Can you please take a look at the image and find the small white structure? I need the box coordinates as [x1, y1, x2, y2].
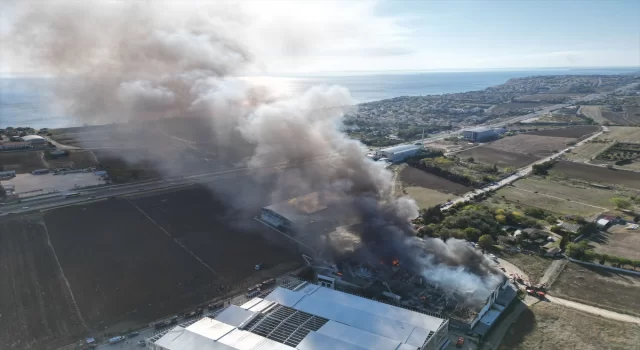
[596, 218, 610, 228]
[21, 135, 46, 145]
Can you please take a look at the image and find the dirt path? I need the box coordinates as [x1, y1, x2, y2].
[546, 296, 640, 325]
[497, 258, 529, 281]
[539, 259, 567, 286]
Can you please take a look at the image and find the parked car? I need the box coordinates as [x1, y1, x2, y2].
[455, 336, 465, 348]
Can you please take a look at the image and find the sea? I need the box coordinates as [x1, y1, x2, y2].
[1, 68, 637, 129]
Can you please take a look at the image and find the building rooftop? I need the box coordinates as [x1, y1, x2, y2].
[379, 144, 420, 154]
[21, 135, 46, 142]
[154, 285, 446, 350]
[464, 127, 493, 133]
[262, 192, 342, 225]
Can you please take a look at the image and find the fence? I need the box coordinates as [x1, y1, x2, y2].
[567, 258, 640, 277]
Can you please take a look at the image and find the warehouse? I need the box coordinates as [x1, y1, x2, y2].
[260, 192, 339, 231]
[461, 127, 505, 142]
[377, 144, 422, 163]
[21, 134, 47, 146]
[151, 282, 449, 350]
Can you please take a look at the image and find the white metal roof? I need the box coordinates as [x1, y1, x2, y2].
[379, 144, 420, 154]
[240, 298, 264, 310]
[296, 331, 368, 350]
[215, 306, 257, 327]
[186, 318, 236, 341]
[217, 329, 295, 350]
[317, 320, 401, 350]
[265, 286, 444, 348]
[21, 135, 45, 141]
[154, 326, 236, 350]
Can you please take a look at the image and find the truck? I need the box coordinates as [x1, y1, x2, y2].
[32, 169, 50, 175]
[108, 336, 125, 344]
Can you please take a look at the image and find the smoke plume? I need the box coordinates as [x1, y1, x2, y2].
[6, 1, 502, 304]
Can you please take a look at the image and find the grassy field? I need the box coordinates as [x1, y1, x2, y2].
[403, 186, 454, 208]
[500, 252, 553, 283]
[600, 126, 640, 142]
[564, 141, 612, 162]
[551, 160, 640, 190]
[495, 180, 608, 217]
[549, 262, 640, 317]
[588, 224, 640, 261]
[500, 301, 640, 350]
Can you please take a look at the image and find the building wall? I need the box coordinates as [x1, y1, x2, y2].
[260, 208, 291, 229]
[473, 130, 495, 141]
[382, 147, 419, 162]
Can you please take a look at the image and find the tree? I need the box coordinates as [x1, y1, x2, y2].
[466, 157, 475, 163]
[495, 214, 507, 224]
[0, 185, 6, 199]
[464, 227, 481, 242]
[545, 215, 558, 224]
[524, 207, 546, 219]
[610, 197, 631, 209]
[478, 234, 495, 253]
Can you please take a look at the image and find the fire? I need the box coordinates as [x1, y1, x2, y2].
[336, 272, 343, 276]
[420, 296, 426, 300]
[392, 259, 400, 267]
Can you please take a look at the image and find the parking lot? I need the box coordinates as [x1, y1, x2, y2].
[0, 172, 105, 198]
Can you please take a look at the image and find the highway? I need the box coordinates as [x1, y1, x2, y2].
[0, 154, 340, 217]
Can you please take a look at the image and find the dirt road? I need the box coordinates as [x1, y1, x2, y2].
[546, 296, 640, 325]
[539, 259, 567, 286]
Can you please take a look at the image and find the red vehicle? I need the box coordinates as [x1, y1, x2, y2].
[455, 336, 465, 348]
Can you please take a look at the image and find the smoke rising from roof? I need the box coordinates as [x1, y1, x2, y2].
[7, 1, 502, 305]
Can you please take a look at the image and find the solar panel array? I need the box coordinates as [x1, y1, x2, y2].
[243, 304, 329, 347]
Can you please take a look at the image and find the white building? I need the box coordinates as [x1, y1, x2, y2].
[21, 135, 46, 145]
[152, 284, 449, 350]
[0, 141, 31, 150]
[377, 144, 422, 163]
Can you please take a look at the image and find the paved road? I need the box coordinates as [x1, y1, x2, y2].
[0, 154, 340, 217]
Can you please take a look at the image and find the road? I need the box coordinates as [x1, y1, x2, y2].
[0, 154, 340, 217]
[440, 126, 605, 211]
[545, 295, 640, 325]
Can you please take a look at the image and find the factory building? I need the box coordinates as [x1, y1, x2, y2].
[260, 192, 336, 231]
[0, 141, 30, 150]
[377, 144, 422, 163]
[151, 282, 449, 350]
[461, 127, 505, 142]
[21, 134, 46, 146]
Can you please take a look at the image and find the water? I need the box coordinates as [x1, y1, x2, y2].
[1, 68, 637, 129]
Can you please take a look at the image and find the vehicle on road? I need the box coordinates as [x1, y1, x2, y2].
[255, 262, 264, 270]
[127, 332, 139, 338]
[108, 336, 125, 344]
[455, 336, 465, 347]
[138, 340, 146, 347]
[21, 206, 29, 210]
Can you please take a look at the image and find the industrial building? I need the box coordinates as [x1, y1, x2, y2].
[151, 281, 449, 350]
[21, 134, 46, 145]
[0, 141, 31, 150]
[377, 144, 423, 163]
[461, 127, 506, 142]
[260, 192, 339, 231]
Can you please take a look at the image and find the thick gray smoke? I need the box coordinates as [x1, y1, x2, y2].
[6, 1, 502, 304]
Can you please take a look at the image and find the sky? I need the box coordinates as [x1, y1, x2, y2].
[1, 0, 638, 76]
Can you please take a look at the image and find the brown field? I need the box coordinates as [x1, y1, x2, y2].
[399, 166, 469, 195]
[0, 218, 84, 350]
[549, 262, 640, 317]
[500, 302, 640, 350]
[0, 151, 45, 173]
[523, 125, 599, 138]
[496, 186, 604, 217]
[487, 134, 575, 157]
[457, 147, 540, 168]
[625, 106, 640, 124]
[43, 187, 302, 331]
[588, 225, 640, 261]
[551, 160, 640, 189]
[403, 186, 454, 208]
[579, 105, 609, 124]
[601, 110, 628, 125]
[490, 102, 545, 115]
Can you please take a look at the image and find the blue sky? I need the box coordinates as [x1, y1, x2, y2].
[1, 0, 638, 75]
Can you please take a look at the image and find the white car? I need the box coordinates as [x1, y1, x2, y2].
[22, 206, 30, 210]
[489, 254, 497, 260]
